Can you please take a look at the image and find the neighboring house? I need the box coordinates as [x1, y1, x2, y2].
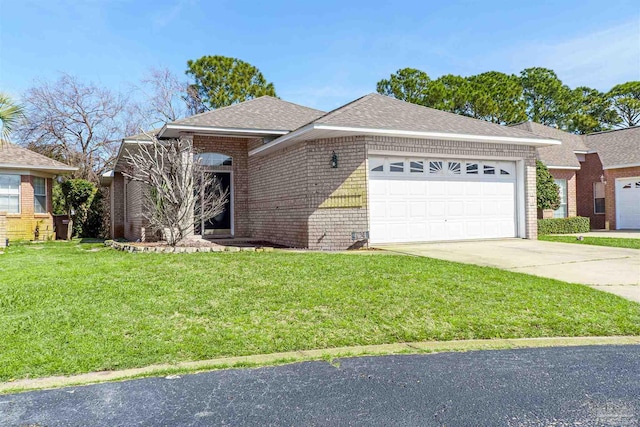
[104, 94, 561, 249]
[513, 123, 640, 230]
[0, 143, 77, 244]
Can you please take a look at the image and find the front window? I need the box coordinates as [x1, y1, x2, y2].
[194, 152, 232, 167]
[553, 179, 567, 218]
[0, 174, 20, 213]
[33, 177, 47, 214]
[594, 182, 605, 214]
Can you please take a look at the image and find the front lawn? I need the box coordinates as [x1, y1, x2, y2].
[1, 241, 640, 381]
[539, 235, 640, 249]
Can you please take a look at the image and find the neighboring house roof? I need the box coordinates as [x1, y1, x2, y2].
[510, 122, 586, 169]
[585, 126, 640, 169]
[123, 128, 161, 142]
[0, 142, 77, 173]
[251, 94, 560, 156]
[159, 96, 326, 138]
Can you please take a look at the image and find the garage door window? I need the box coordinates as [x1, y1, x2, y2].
[466, 163, 479, 174]
[369, 158, 384, 173]
[410, 161, 424, 173]
[389, 161, 404, 172]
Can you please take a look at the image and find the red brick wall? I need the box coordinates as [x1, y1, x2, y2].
[604, 166, 640, 230]
[549, 169, 577, 217]
[576, 153, 605, 229]
[5, 175, 54, 240]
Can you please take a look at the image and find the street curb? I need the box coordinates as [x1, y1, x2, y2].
[2, 336, 639, 394]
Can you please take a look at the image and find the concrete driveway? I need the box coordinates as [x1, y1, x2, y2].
[376, 239, 640, 302]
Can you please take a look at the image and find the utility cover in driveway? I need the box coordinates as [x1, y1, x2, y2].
[369, 156, 517, 243]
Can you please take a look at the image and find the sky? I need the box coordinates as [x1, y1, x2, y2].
[1, 0, 639, 111]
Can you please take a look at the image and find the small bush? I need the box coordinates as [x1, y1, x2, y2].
[538, 217, 590, 235]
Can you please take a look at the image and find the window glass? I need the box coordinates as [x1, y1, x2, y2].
[448, 162, 461, 175]
[466, 163, 478, 174]
[483, 164, 495, 175]
[553, 179, 567, 218]
[389, 161, 404, 172]
[369, 158, 384, 172]
[429, 161, 443, 174]
[33, 177, 46, 214]
[0, 174, 20, 213]
[410, 161, 424, 173]
[194, 153, 232, 166]
[594, 182, 605, 214]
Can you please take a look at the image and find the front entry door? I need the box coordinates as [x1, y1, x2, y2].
[197, 172, 232, 237]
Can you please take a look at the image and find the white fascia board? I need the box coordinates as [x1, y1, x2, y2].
[0, 164, 77, 172]
[250, 124, 561, 156]
[161, 123, 289, 137]
[547, 165, 581, 170]
[604, 162, 640, 170]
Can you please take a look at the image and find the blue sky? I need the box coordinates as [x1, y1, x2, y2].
[1, 0, 639, 111]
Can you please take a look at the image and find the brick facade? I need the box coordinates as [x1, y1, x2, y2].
[604, 166, 640, 230]
[4, 174, 55, 241]
[548, 169, 577, 218]
[116, 135, 539, 249]
[576, 153, 605, 229]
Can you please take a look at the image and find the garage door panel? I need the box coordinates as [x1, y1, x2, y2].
[369, 156, 517, 244]
[617, 178, 640, 229]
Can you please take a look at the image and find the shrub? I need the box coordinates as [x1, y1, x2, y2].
[536, 160, 561, 210]
[538, 217, 590, 235]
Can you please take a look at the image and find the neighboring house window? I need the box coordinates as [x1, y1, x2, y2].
[553, 179, 567, 218]
[33, 177, 47, 214]
[0, 174, 20, 213]
[594, 182, 605, 214]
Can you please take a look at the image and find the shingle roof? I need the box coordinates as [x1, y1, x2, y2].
[510, 122, 585, 168]
[123, 128, 161, 141]
[170, 96, 325, 131]
[0, 142, 76, 172]
[305, 93, 553, 139]
[585, 126, 640, 168]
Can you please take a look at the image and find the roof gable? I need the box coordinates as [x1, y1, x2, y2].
[308, 93, 551, 139]
[169, 96, 325, 132]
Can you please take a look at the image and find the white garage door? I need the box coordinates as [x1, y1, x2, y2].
[368, 156, 517, 244]
[616, 178, 640, 229]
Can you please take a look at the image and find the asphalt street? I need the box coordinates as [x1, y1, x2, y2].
[2, 345, 639, 426]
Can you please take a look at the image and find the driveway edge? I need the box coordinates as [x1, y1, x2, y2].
[2, 336, 639, 394]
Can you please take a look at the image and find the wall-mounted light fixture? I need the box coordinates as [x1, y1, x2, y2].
[600, 174, 607, 185]
[331, 151, 338, 168]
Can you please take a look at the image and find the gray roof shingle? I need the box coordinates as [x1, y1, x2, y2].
[585, 126, 640, 168]
[510, 122, 585, 168]
[306, 94, 555, 139]
[171, 96, 325, 131]
[0, 143, 76, 171]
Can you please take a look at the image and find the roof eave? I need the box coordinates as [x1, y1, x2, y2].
[0, 164, 77, 174]
[603, 162, 640, 170]
[249, 124, 561, 157]
[159, 123, 289, 139]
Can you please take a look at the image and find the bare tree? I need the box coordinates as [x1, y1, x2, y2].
[131, 67, 190, 126]
[17, 73, 140, 181]
[123, 135, 229, 246]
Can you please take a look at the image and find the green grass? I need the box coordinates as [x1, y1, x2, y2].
[1, 240, 640, 381]
[539, 235, 640, 249]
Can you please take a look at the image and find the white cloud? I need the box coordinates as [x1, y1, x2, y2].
[151, 0, 195, 29]
[502, 20, 640, 91]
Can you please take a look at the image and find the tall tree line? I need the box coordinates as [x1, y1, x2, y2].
[377, 67, 640, 133]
